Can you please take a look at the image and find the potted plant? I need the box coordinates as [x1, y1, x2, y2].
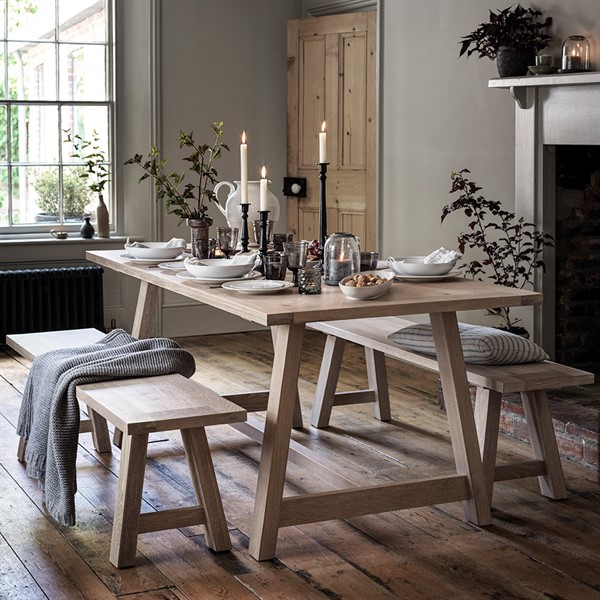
[125, 121, 229, 257]
[65, 129, 111, 237]
[34, 167, 91, 222]
[459, 4, 552, 77]
[441, 169, 554, 335]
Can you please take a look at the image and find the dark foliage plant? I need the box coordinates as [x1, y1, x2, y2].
[459, 4, 552, 60]
[441, 169, 554, 331]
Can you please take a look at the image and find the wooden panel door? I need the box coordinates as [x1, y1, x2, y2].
[287, 12, 377, 251]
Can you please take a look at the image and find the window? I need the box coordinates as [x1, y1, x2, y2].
[0, 0, 113, 233]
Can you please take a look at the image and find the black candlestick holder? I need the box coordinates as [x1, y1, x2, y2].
[318, 162, 329, 251]
[240, 203, 250, 253]
[256, 209, 270, 274]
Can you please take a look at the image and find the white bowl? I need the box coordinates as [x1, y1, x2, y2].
[338, 270, 394, 300]
[387, 256, 457, 277]
[184, 258, 254, 279]
[125, 242, 185, 260]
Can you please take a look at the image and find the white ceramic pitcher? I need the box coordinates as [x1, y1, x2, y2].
[214, 180, 281, 231]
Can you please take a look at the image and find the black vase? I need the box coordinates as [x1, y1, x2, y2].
[80, 216, 95, 239]
[496, 46, 535, 77]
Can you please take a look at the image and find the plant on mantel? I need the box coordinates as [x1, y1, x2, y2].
[441, 169, 554, 334]
[125, 121, 229, 227]
[459, 4, 552, 77]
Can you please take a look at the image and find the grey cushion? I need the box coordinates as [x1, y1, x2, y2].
[388, 323, 549, 365]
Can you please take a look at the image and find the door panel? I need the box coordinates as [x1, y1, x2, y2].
[287, 11, 377, 251]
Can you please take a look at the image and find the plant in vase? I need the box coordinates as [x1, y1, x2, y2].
[65, 129, 111, 237]
[459, 4, 552, 77]
[441, 169, 554, 335]
[125, 121, 229, 257]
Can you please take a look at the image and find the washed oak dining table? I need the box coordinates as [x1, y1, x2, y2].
[86, 250, 542, 561]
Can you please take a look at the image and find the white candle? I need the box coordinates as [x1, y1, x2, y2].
[260, 166, 268, 211]
[319, 121, 327, 163]
[240, 131, 248, 204]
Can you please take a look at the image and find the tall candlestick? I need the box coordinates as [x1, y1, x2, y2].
[240, 131, 248, 204]
[319, 121, 327, 163]
[260, 166, 268, 211]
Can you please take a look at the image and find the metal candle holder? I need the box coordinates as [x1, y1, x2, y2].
[256, 209, 270, 274]
[318, 162, 329, 251]
[240, 203, 250, 253]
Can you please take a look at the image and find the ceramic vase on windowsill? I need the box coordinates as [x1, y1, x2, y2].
[96, 194, 110, 238]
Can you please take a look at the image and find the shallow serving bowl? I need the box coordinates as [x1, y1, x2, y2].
[338, 270, 394, 301]
[387, 256, 457, 277]
[184, 257, 254, 279]
[125, 242, 185, 260]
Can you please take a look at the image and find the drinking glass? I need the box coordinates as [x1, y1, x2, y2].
[253, 220, 274, 246]
[273, 233, 293, 252]
[283, 240, 308, 286]
[263, 251, 288, 280]
[217, 227, 239, 259]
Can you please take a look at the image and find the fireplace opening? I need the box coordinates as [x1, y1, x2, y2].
[554, 145, 600, 380]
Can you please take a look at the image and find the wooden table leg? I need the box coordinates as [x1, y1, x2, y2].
[429, 312, 492, 526]
[249, 323, 305, 561]
[131, 280, 159, 340]
[271, 327, 303, 429]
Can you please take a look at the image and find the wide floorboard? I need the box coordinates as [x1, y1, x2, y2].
[1, 331, 599, 599]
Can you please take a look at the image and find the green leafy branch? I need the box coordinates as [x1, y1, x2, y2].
[64, 129, 110, 194]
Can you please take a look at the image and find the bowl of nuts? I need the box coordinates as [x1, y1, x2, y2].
[338, 270, 395, 301]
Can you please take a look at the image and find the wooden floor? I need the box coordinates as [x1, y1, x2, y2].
[1, 331, 599, 600]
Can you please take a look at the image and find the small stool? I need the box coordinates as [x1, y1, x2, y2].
[76, 374, 246, 568]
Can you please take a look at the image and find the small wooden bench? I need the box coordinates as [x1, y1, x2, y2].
[308, 316, 595, 502]
[6, 328, 247, 568]
[6, 328, 111, 460]
[77, 374, 246, 568]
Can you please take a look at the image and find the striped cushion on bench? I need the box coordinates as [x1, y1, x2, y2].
[388, 323, 549, 365]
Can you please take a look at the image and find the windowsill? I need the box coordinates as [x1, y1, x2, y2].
[0, 235, 134, 247]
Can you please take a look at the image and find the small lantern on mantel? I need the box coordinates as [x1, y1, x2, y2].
[560, 35, 590, 73]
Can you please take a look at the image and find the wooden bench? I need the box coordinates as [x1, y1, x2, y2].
[308, 316, 595, 502]
[6, 328, 247, 568]
[77, 374, 246, 568]
[6, 328, 111, 460]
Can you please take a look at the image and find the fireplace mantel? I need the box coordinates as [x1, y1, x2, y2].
[489, 72, 600, 353]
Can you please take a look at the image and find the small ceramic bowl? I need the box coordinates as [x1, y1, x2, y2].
[338, 270, 394, 301]
[125, 242, 185, 260]
[184, 257, 254, 279]
[387, 256, 457, 277]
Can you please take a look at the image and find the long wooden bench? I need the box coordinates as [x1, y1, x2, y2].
[6, 328, 247, 568]
[308, 316, 595, 502]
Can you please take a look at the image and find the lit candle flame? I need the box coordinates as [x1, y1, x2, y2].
[321, 121, 326, 133]
[242, 131, 246, 144]
[261, 166, 267, 178]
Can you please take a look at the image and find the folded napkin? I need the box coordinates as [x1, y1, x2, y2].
[125, 237, 187, 249]
[423, 247, 461, 264]
[231, 254, 256, 265]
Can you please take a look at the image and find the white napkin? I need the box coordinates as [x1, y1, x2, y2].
[165, 238, 187, 249]
[423, 247, 461, 264]
[125, 238, 148, 249]
[231, 253, 256, 265]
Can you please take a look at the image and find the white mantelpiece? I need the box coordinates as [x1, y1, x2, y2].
[490, 72, 600, 354]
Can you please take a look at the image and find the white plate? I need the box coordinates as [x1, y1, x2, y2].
[157, 261, 188, 271]
[121, 252, 185, 264]
[393, 270, 461, 282]
[222, 280, 294, 294]
[176, 270, 261, 284]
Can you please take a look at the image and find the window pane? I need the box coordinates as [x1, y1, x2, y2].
[7, 0, 54, 42]
[0, 105, 7, 160]
[8, 41, 57, 100]
[13, 165, 59, 224]
[0, 167, 8, 226]
[62, 164, 94, 218]
[0, 49, 5, 100]
[59, 0, 107, 43]
[61, 104, 109, 161]
[59, 43, 106, 100]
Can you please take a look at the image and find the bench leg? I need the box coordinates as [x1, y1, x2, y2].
[520, 390, 567, 500]
[365, 348, 391, 421]
[473, 388, 502, 503]
[88, 408, 112, 453]
[181, 427, 231, 552]
[110, 433, 148, 568]
[311, 335, 346, 428]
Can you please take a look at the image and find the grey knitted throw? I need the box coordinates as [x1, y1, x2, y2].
[16, 329, 196, 526]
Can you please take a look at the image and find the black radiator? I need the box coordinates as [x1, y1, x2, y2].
[0, 266, 105, 343]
